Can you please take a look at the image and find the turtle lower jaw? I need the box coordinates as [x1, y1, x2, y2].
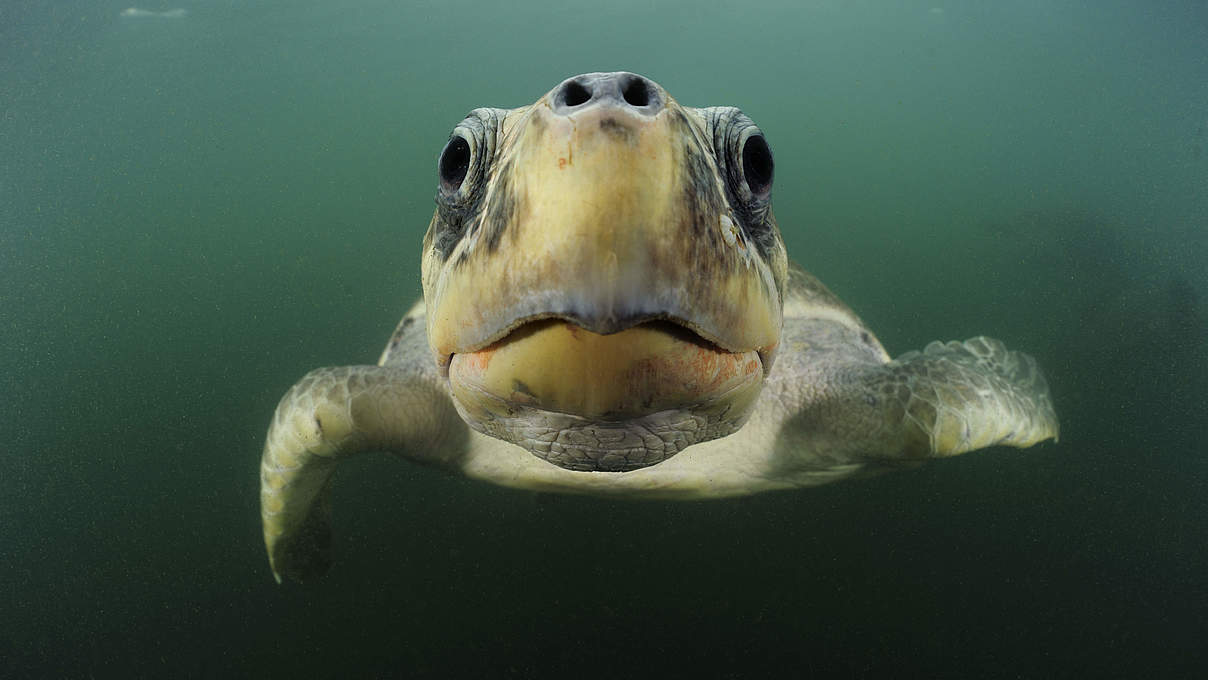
[446, 319, 766, 472]
[454, 397, 749, 472]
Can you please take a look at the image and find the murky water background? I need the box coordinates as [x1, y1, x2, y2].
[3, 0, 1206, 676]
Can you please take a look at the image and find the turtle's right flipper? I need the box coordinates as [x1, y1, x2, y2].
[259, 366, 464, 583]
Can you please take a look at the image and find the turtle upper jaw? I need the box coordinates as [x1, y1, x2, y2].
[433, 294, 782, 376]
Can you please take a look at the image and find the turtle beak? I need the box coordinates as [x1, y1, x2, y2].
[423, 72, 783, 375]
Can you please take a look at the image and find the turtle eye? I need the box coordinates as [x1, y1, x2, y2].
[438, 135, 471, 194]
[741, 133, 773, 199]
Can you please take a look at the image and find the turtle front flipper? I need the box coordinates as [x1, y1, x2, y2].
[877, 337, 1059, 457]
[259, 366, 465, 583]
[788, 336, 1058, 464]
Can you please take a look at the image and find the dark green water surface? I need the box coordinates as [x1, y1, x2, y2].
[3, 0, 1206, 676]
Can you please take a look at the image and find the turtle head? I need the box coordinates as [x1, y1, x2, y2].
[421, 72, 788, 472]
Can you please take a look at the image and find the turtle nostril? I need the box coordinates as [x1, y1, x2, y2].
[621, 77, 650, 107]
[560, 80, 592, 107]
[550, 73, 663, 116]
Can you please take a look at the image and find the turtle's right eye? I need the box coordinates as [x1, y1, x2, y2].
[431, 108, 504, 260]
[438, 135, 471, 194]
[437, 108, 502, 205]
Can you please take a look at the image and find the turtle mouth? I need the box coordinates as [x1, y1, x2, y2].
[445, 316, 767, 472]
[489, 315, 726, 355]
[444, 311, 776, 377]
[449, 316, 765, 420]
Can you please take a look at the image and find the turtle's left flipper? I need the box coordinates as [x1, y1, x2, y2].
[259, 366, 465, 583]
[794, 336, 1059, 462]
[882, 337, 1059, 457]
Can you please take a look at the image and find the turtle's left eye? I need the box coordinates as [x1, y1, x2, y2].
[702, 107, 776, 253]
[439, 135, 471, 194]
[707, 108, 773, 207]
[741, 133, 773, 199]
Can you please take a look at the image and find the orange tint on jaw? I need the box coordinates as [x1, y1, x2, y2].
[456, 345, 496, 373]
[448, 320, 763, 420]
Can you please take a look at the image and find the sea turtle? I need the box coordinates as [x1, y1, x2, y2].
[259, 72, 1059, 583]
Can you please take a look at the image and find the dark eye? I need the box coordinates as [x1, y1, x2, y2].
[438, 136, 471, 194]
[741, 134, 773, 198]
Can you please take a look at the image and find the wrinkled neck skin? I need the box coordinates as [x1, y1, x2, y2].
[419, 73, 788, 472]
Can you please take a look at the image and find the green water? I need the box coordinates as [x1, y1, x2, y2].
[3, 0, 1206, 676]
